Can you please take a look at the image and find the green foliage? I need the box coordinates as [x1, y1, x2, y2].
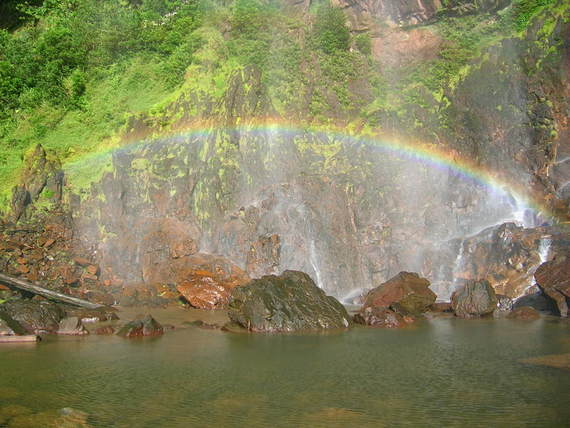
[228, 0, 274, 67]
[313, 3, 350, 55]
[355, 33, 372, 55]
[512, 0, 556, 32]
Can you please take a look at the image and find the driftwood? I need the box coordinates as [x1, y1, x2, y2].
[0, 272, 104, 309]
[0, 335, 39, 343]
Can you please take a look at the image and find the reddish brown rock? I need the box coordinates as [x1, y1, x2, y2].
[177, 270, 241, 310]
[94, 326, 115, 335]
[535, 255, 570, 317]
[354, 307, 413, 328]
[73, 257, 91, 267]
[16, 264, 30, 274]
[361, 272, 436, 314]
[85, 265, 99, 276]
[507, 306, 541, 321]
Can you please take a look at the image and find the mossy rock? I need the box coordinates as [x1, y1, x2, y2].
[228, 270, 351, 332]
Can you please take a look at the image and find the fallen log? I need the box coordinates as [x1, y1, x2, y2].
[0, 272, 104, 310]
[0, 335, 39, 343]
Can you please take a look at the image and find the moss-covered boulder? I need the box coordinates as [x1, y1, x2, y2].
[451, 279, 498, 318]
[228, 271, 351, 332]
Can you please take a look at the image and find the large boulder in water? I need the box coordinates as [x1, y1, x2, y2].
[361, 272, 436, 314]
[534, 255, 570, 317]
[0, 300, 65, 334]
[451, 279, 498, 318]
[228, 271, 351, 332]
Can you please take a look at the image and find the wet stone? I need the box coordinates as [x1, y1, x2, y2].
[451, 279, 498, 318]
[228, 270, 351, 332]
[116, 315, 164, 338]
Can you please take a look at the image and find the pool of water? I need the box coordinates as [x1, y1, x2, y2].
[1, 312, 569, 427]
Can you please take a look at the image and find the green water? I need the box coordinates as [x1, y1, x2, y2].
[1, 316, 569, 427]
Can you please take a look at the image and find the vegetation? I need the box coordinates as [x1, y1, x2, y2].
[0, 0, 566, 210]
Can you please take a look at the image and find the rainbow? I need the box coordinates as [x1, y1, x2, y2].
[65, 118, 557, 223]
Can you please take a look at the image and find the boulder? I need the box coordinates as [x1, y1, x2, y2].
[507, 306, 541, 321]
[177, 270, 243, 310]
[228, 270, 351, 332]
[513, 292, 559, 315]
[534, 255, 570, 317]
[116, 315, 163, 337]
[57, 317, 89, 335]
[353, 307, 413, 328]
[451, 279, 498, 318]
[0, 300, 65, 334]
[361, 272, 436, 314]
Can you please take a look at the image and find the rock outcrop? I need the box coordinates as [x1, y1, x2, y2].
[451, 279, 498, 318]
[228, 271, 351, 332]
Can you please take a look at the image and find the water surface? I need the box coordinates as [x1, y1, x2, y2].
[1, 314, 569, 427]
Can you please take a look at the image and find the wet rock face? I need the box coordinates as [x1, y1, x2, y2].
[228, 271, 351, 332]
[451, 279, 498, 318]
[10, 144, 63, 222]
[534, 255, 570, 317]
[445, 223, 545, 299]
[117, 315, 163, 337]
[332, 0, 510, 29]
[0, 300, 65, 334]
[361, 272, 436, 315]
[354, 306, 413, 328]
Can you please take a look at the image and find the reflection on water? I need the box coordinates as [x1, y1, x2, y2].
[1, 316, 569, 427]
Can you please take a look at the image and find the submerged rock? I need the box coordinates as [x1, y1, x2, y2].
[361, 272, 436, 315]
[451, 279, 498, 318]
[535, 255, 570, 317]
[116, 315, 163, 337]
[353, 307, 413, 328]
[228, 270, 351, 332]
[507, 306, 541, 321]
[0, 300, 65, 334]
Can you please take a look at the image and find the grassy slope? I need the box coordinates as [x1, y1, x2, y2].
[0, 0, 567, 212]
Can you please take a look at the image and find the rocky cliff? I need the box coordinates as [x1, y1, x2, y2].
[1, 0, 569, 303]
